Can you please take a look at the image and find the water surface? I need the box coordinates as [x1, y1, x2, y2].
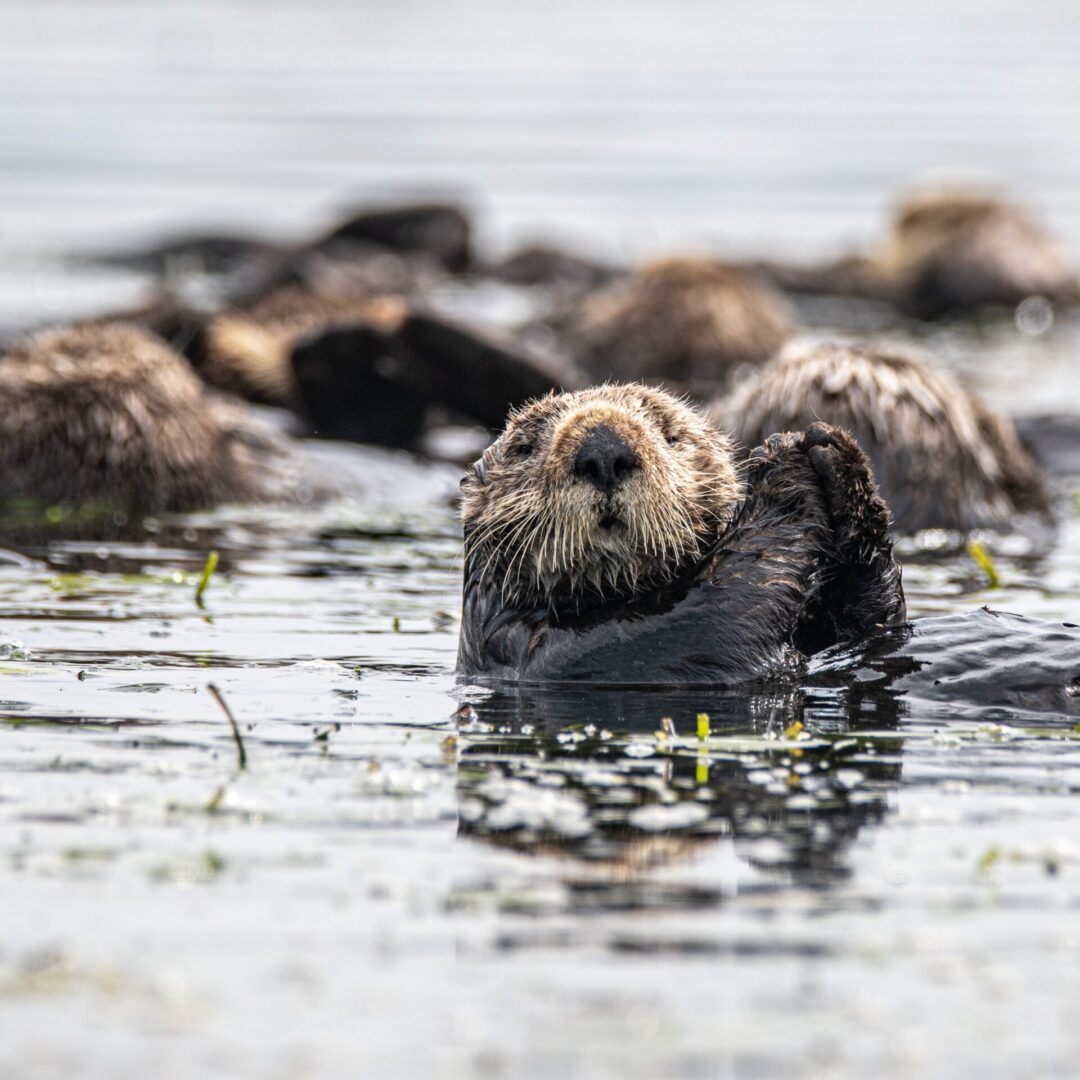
[2, 3, 1080, 1078]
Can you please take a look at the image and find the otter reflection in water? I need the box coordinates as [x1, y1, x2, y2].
[454, 682, 904, 892]
[454, 610, 1080, 893]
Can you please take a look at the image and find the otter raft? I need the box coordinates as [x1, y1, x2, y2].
[3, 27, 1080, 1072]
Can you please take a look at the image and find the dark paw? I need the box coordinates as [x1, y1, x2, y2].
[803, 423, 892, 560]
[749, 430, 803, 460]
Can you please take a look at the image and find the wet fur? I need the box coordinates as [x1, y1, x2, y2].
[720, 341, 1052, 534]
[458, 386, 904, 683]
[202, 286, 406, 404]
[569, 257, 794, 389]
[0, 322, 295, 512]
[461, 385, 741, 612]
[751, 188, 1079, 318]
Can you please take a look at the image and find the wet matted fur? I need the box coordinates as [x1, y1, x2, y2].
[460, 384, 741, 610]
[880, 188, 1079, 318]
[0, 322, 295, 512]
[458, 384, 904, 683]
[202, 286, 406, 404]
[569, 257, 794, 390]
[720, 340, 1052, 535]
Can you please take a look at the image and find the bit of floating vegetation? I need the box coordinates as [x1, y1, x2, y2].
[208, 682, 247, 771]
[150, 851, 226, 886]
[977, 846, 1002, 874]
[966, 540, 1001, 589]
[696, 713, 710, 740]
[440, 734, 458, 764]
[784, 720, 804, 740]
[204, 786, 227, 813]
[392, 616, 401, 632]
[194, 550, 220, 610]
[48, 572, 102, 595]
[63, 847, 117, 863]
[0, 497, 126, 531]
[980, 842, 1002, 876]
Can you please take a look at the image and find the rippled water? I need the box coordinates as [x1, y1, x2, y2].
[3, 3, 1080, 1078]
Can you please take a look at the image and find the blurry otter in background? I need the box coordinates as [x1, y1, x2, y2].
[201, 285, 408, 405]
[85, 201, 474, 289]
[719, 341, 1054, 536]
[0, 323, 299, 514]
[753, 187, 1079, 319]
[104, 200, 567, 449]
[201, 290, 563, 448]
[81, 202, 484, 448]
[87, 207, 800, 448]
[563, 256, 795, 394]
[124, 285, 564, 451]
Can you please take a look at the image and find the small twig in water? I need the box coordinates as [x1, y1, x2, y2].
[208, 682, 247, 771]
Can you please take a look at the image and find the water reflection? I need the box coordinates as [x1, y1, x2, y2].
[454, 684, 904, 900]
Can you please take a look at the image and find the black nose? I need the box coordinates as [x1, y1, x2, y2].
[573, 424, 639, 494]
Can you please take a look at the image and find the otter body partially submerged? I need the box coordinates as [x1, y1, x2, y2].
[881, 189, 1078, 318]
[0, 323, 297, 513]
[458, 385, 904, 684]
[567, 257, 794, 392]
[755, 187, 1079, 319]
[720, 341, 1053, 536]
[202, 285, 407, 406]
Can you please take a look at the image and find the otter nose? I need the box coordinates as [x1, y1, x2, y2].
[573, 424, 639, 494]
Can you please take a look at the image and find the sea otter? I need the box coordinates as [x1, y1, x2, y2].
[81, 201, 474, 284]
[753, 187, 1079, 319]
[565, 257, 795, 392]
[201, 285, 408, 406]
[0, 322, 297, 513]
[718, 341, 1053, 536]
[458, 385, 904, 683]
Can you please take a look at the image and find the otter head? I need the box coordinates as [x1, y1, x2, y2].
[461, 384, 742, 610]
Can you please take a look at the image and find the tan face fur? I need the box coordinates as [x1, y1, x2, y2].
[461, 384, 742, 608]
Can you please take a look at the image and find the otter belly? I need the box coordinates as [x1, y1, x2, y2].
[460, 603, 1080, 717]
[457, 576, 806, 686]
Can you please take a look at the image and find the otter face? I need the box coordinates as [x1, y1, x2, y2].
[461, 384, 742, 608]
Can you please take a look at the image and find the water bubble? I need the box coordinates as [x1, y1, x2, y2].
[1015, 295, 1054, 336]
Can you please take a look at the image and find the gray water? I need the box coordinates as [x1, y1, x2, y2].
[2, 3, 1080, 1078]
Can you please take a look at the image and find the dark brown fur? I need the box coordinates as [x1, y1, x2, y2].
[568, 257, 794, 391]
[458, 385, 904, 683]
[202, 286, 407, 404]
[0, 322, 296, 512]
[719, 341, 1053, 535]
[752, 188, 1079, 318]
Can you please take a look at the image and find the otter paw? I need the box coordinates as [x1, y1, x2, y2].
[748, 430, 803, 460]
[802, 422, 892, 560]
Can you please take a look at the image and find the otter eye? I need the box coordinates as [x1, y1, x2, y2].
[509, 442, 534, 459]
[666, 435, 679, 446]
